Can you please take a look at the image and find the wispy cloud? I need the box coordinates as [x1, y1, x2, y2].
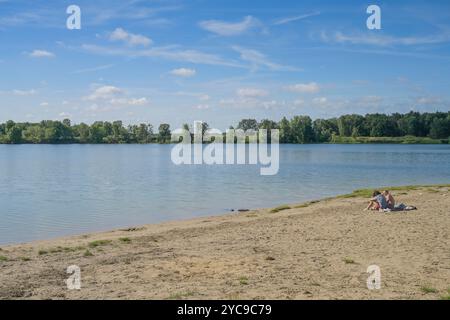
[199, 16, 261, 36]
[286, 82, 320, 94]
[82, 44, 244, 68]
[170, 68, 196, 77]
[273, 11, 320, 25]
[237, 88, 268, 98]
[232, 46, 301, 71]
[321, 30, 450, 46]
[13, 89, 38, 96]
[109, 28, 152, 46]
[72, 64, 114, 74]
[28, 49, 55, 58]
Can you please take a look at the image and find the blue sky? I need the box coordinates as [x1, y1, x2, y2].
[1, 0, 450, 129]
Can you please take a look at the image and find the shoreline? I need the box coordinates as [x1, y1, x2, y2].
[2, 183, 448, 248]
[1, 184, 449, 299]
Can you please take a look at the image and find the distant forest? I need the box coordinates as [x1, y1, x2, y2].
[0, 111, 449, 144]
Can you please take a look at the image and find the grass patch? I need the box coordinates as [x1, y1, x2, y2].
[420, 286, 438, 294]
[167, 291, 196, 300]
[0, 255, 8, 262]
[343, 258, 356, 264]
[294, 200, 320, 208]
[270, 205, 291, 213]
[88, 240, 112, 248]
[119, 237, 132, 243]
[38, 250, 48, 256]
[83, 250, 94, 257]
[20, 257, 31, 261]
[239, 276, 249, 285]
[338, 184, 450, 199]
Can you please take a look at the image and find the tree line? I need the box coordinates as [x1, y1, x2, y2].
[0, 111, 449, 144]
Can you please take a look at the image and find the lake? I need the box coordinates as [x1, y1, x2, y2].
[1, 144, 449, 245]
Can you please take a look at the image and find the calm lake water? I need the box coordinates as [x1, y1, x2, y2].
[1, 144, 449, 245]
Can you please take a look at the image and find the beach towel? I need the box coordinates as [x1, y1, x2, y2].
[382, 203, 417, 212]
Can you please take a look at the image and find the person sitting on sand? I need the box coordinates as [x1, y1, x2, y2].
[383, 190, 395, 210]
[365, 190, 388, 211]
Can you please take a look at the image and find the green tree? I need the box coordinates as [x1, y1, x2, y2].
[290, 116, 314, 143]
[158, 123, 171, 143]
[279, 117, 292, 143]
[237, 119, 258, 131]
[7, 125, 22, 144]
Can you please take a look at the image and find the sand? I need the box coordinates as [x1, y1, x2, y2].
[0, 185, 449, 300]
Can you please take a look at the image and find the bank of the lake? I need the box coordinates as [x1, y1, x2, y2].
[0, 184, 449, 300]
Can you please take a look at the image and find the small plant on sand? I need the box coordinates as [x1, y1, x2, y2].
[420, 286, 438, 294]
[83, 250, 94, 257]
[167, 291, 196, 300]
[88, 240, 112, 248]
[20, 257, 31, 261]
[270, 205, 291, 213]
[38, 250, 48, 255]
[119, 237, 131, 243]
[239, 276, 249, 285]
[343, 258, 356, 264]
[0, 255, 8, 262]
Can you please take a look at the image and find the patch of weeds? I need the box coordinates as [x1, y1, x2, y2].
[239, 276, 249, 285]
[167, 291, 196, 300]
[0, 255, 8, 262]
[343, 258, 356, 264]
[83, 250, 94, 257]
[20, 257, 31, 261]
[119, 237, 131, 243]
[49, 247, 63, 254]
[420, 286, 438, 294]
[295, 203, 310, 208]
[88, 240, 112, 248]
[38, 250, 48, 256]
[270, 205, 291, 213]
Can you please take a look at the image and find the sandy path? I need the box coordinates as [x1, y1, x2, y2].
[0, 186, 449, 300]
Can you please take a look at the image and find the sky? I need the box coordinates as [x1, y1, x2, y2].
[1, 0, 450, 129]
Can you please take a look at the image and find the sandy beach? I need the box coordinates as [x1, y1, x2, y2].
[0, 185, 449, 300]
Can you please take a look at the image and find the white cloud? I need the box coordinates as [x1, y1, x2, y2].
[196, 104, 210, 110]
[110, 97, 149, 106]
[232, 46, 301, 71]
[82, 44, 243, 68]
[170, 68, 196, 77]
[29, 50, 55, 58]
[237, 88, 268, 98]
[199, 16, 260, 36]
[85, 85, 123, 101]
[286, 82, 320, 94]
[110, 28, 152, 46]
[312, 97, 328, 105]
[40, 102, 49, 106]
[273, 11, 320, 25]
[416, 96, 442, 105]
[13, 89, 37, 96]
[323, 31, 450, 46]
[72, 64, 114, 74]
